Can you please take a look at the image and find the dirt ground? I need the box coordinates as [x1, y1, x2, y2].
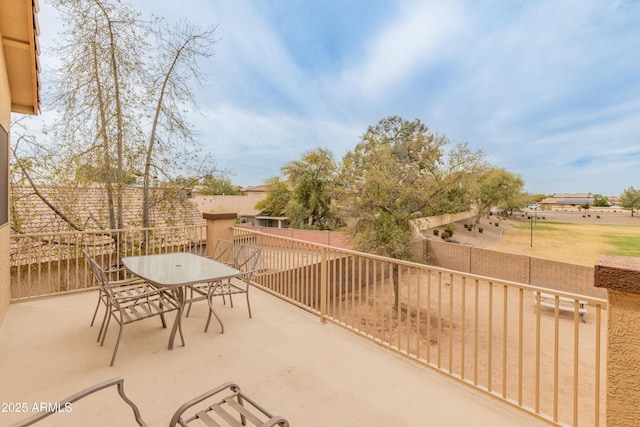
[426, 210, 640, 266]
[404, 210, 635, 424]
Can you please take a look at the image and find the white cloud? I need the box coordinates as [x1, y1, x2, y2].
[195, 104, 362, 186]
[339, 1, 466, 100]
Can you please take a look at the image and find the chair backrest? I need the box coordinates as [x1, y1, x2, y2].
[8, 377, 147, 426]
[235, 245, 262, 280]
[210, 239, 238, 266]
[83, 250, 115, 298]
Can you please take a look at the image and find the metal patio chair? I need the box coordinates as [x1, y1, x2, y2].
[169, 382, 289, 427]
[88, 255, 145, 341]
[84, 250, 184, 366]
[204, 244, 262, 333]
[184, 239, 239, 317]
[8, 377, 147, 427]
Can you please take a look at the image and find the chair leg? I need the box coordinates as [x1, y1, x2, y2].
[205, 293, 225, 334]
[110, 322, 125, 367]
[160, 312, 168, 329]
[101, 313, 113, 346]
[245, 291, 252, 318]
[90, 292, 103, 326]
[185, 287, 194, 317]
[177, 312, 185, 347]
[97, 308, 110, 342]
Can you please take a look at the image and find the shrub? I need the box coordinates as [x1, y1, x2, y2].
[478, 227, 484, 233]
[588, 214, 591, 217]
[433, 229, 440, 236]
[445, 225, 455, 237]
[597, 215, 600, 219]
[495, 222, 499, 226]
[441, 231, 451, 239]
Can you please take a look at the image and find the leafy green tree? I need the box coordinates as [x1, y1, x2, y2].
[619, 187, 640, 216]
[198, 176, 242, 195]
[281, 148, 339, 229]
[593, 194, 610, 207]
[254, 177, 292, 217]
[335, 116, 486, 309]
[471, 168, 525, 222]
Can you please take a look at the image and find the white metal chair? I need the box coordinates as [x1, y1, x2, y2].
[205, 244, 262, 333]
[169, 382, 289, 427]
[88, 256, 145, 341]
[84, 250, 184, 366]
[184, 239, 239, 316]
[8, 377, 147, 426]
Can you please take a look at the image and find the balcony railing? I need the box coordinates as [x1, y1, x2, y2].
[232, 227, 607, 426]
[10, 224, 607, 425]
[10, 225, 206, 300]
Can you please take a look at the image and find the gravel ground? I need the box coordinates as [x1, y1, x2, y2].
[424, 210, 640, 248]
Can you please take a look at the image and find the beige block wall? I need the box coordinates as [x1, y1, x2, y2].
[0, 35, 12, 325]
[426, 239, 605, 298]
[470, 247, 530, 284]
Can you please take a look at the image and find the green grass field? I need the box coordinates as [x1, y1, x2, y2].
[606, 235, 640, 257]
[492, 221, 640, 265]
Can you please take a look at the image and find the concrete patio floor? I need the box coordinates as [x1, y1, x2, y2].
[0, 288, 548, 426]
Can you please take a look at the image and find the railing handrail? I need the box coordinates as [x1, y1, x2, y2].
[10, 224, 205, 240]
[233, 226, 608, 307]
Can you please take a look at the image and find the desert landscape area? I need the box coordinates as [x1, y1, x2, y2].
[376, 209, 638, 425]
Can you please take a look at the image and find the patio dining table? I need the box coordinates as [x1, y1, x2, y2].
[121, 252, 240, 349]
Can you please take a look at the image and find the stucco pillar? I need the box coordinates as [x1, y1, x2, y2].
[203, 213, 237, 257]
[595, 255, 640, 427]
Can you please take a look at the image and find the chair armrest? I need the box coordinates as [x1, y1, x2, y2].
[169, 382, 288, 427]
[7, 377, 147, 427]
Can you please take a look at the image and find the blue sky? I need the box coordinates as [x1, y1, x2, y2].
[34, 0, 640, 196]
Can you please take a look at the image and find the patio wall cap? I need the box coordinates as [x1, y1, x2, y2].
[595, 254, 640, 295]
[203, 212, 237, 221]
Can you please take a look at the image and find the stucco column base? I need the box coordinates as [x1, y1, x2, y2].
[203, 213, 237, 257]
[595, 255, 640, 427]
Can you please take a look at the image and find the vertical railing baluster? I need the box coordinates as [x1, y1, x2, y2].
[320, 247, 327, 324]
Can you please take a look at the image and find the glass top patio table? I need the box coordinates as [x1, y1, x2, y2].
[121, 252, 240, 287]
[121, 252, 240, 349]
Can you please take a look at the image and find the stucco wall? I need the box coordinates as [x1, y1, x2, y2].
[595, 256, 640, 426]
[0, 35, 12, 325]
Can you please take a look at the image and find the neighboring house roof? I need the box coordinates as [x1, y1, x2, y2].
[540, 193, 620, 207]
[540, 197, 594, 206]
[11, 184, 204, 234]
[1, 0, 41, 115]
[242, 185, 270, 194]
[191, 194, 266, 217]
